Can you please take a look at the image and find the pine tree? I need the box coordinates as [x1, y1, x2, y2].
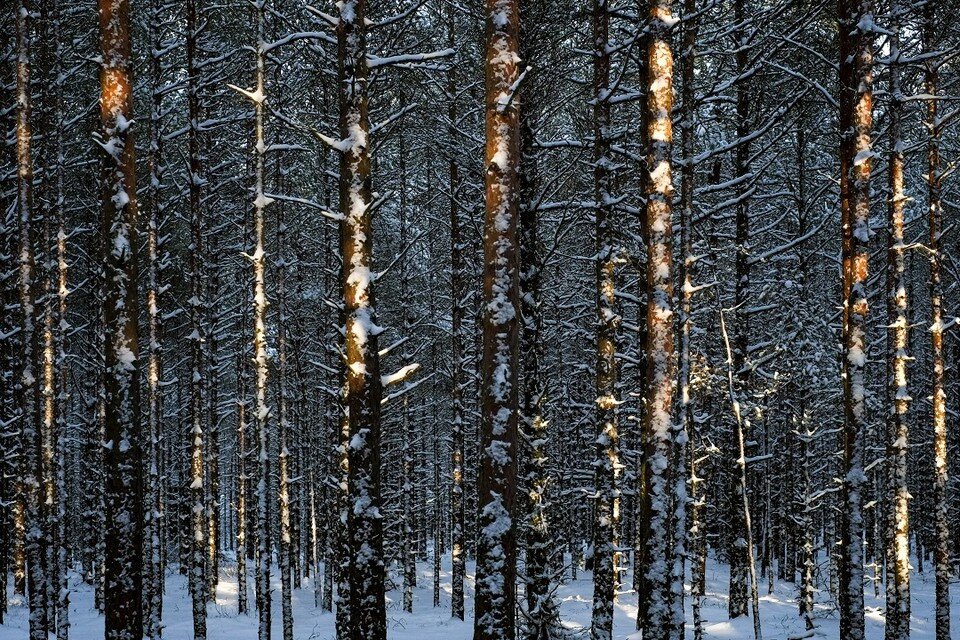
[474, 0, 522, 635]
[15, 3, 48, 637]
[924, 4, 950, 638]
[446, 0, 466, 620]
[334, 0, 387, 635]
[590, 0, 621, 636]
[97, 0, 145, 632]
[837, 1, 874, 638]
[639, 2, 679, 637]
[884, 4, 910, 638]
[728, 0, 753, 617]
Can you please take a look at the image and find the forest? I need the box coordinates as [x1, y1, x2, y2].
[2, 0, 960, 638]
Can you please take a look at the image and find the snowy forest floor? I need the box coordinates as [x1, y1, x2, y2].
[1, 554, 956, 639]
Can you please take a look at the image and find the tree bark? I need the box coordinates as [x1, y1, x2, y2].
[924, 4, 949, 638]
[447, 0, 466, 620]
[591, 0, 620, 635]
[277, 193, 294, 640]
[884, 6, 910, 638]
[186, 0, 208, 631]
[639, 3, 679, 638]
[838, 1, 873, 638]
[97, 0, 145, 633]
[474, 0, 522, 634]
[728, 0, 752, 618]
[335, 0, 387, 635]
[16, 3, 48, 637]
[518, 60, 556, 640]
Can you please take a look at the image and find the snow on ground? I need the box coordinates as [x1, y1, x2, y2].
[1, 554, 956, 639]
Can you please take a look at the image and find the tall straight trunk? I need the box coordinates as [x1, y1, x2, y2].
[838, 1, 873, 638]
[37, 1, 70, 634]
[249, 3, 273, 635]
[924, 4, 949, 638]
[319, 168, 335, 616]
[93, 372, 107, 612]
[15, 3, 47, 638]
[799, 421, 815, 629]
[720, 312, 762, 640]
[474, 0, 521, 634]
[54, 195, 69, 640]
[13, 475, 26, 600]
[518, 71, 555, 640]
[227, 2, 273, 634]
[639, 3, 679, 638]
[309, 469, 319, 608]
[236, 346, 249, 615]
[399, 135, 416, 616]
[335, 0, 386, 636]
[97, 0, 145, 632]
[591, 0, 620, 636]
[205, 252, 220, 602]
[447, 0, 466, 620]
[277, 195, 294, 640]
[45, 4, 70, 632]
[334, 411, 350, 638]
[143, 0, 166, 631]
[37, 8, 55, 630]
[676, 0, 697, 636]
[794, 119, 815, 631]
[884, 6, 909, 639]
[1, 70, 16, 619]
[186, 0, 207, 632]
[728, 0, 751, 618]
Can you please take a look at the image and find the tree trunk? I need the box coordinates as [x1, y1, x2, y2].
[97, 0, 145, 632]
[474, 0, 522, 634]
[239, 3, 274, 636]
[447, 0, 466, 620]
[639, 3, 679, 638]
[143, 0, 167, 631]
[924, 4, 949, 638]
[728, 0, 752, 618]
[591, 0, 620, 636]
[335, 0, 387, 636]
[399, 134, 416, 616]
[884, 6, 910, 638]
[277, 194, 294, 640]
[186, 0, 207, 631]
[15, 3, 48, 638]
[838, 2, 873, 638]
[518, 64, 556, 640]
[676, 0, 697, 635]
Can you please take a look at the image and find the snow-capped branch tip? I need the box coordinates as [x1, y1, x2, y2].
[367, 48, 455, 69]
[378, 336, 409, 359]
[304, 5, 339, 27]
[381, 362, 420, 387]
[496, 65, 531, 114]
[382, 371, 435, 405]
[307, 127, 351, 153]
[227, 83, 265, 104]
[241, 246, 266, 263]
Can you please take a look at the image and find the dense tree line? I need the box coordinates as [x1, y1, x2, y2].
[2, 0, 960, 639]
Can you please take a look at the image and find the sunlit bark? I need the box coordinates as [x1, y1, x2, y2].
[335, 0, 387, 635]
[97, 0, 145, 634]
[639, 3, 680, 638]
[474, 0, 522, 634]
[924, 4, 949, 638]
[884, 6, 910, 639]
[591, 0, 621, 636]
[838, 1, 873, 638]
